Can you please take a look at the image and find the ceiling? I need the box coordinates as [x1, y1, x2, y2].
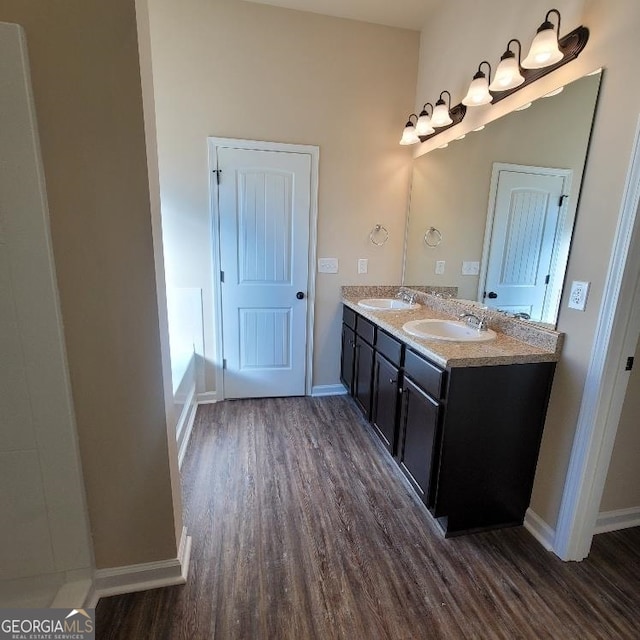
[244, 0, 442, 30]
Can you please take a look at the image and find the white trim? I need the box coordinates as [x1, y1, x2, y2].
[87, 527, 191, 607]
[208, 137, 319, 401]
[311, 384, 348, 397]
[51, 575, 93, 609]
[524, 508, 555, 552]
[594, 507, 640, 535]
[197, 391, 218, 404]
[554, 115, 640, 561]
[177, 383, 198, 469]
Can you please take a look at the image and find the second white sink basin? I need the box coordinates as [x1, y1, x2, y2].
[358, 298, 421, 311]
[403, 319, 497, 342]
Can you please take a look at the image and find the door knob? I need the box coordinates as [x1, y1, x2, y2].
[487, 291, 498, 299]
[296, 291, 305, 300]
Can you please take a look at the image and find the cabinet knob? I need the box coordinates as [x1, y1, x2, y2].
[389, 378, 397, 385]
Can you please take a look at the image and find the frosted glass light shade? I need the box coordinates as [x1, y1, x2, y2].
[416, 112, 435, 136]
[399, 122, 419, 145]
[489, 55, 524, 91]
[462, 75, 492, 106]
[431, 101, 452, 127]
[522, 26, 563, 69]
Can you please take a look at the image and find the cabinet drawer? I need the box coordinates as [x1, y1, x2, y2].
[376, 329, 403, 367]
[343, 305, 356, 330]
[404, 349, 445, 400]
[356, 316, 375, 345]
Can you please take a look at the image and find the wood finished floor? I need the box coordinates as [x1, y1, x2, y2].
[97, 396, 640, 639]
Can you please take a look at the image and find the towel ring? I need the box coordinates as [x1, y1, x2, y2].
[370, 224, 389, 246]
[424, 227, 442, 248]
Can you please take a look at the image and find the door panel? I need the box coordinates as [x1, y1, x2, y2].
[218, 147, 311, 398]
[485, 169, 566, 320]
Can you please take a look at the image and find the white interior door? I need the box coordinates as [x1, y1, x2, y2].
[483, 168, 567, 320]
[217, 147, 311, 398]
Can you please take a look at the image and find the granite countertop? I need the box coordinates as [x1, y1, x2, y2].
[342, 286, 564, 368]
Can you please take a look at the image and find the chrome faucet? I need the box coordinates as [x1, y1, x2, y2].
[459, 311, 488, 331]
[397, 289, 417, 304]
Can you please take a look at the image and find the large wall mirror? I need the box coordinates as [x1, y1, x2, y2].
[403, 71, 602, 327]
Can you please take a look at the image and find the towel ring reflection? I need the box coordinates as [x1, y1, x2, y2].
[369, 224, 389, 246]
[424, 227, 442, 248]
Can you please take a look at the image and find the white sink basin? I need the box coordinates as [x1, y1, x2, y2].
[402, 319, 497, 342]
[358, 298, 421, 311]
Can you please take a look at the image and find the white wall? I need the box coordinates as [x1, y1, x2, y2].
[148, 0, 420, 393]
[0, 23, 92, 607]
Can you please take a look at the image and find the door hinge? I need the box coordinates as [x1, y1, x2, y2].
[625, 356, 634, 371]
[220, 270, 225, 283]
[222, 358, 227, 370]
[545, 274, 550, 285]
[213, 169, 222, 185]
[559, 194, 567, 207]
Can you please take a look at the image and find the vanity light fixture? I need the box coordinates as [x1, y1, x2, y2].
[522, 9, 563, 69]
[399, 114, 420, 145]
[432, 91, 454, 127]
[489, 40, 525, 91]
[462, 61, 493, 106]
[415, 103, 435, 136]
[399, 8, 588, 146]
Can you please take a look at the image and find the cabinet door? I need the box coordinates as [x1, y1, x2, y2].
[398, 376, 440, 504]
[371, 352, 400, 453]
[340, 324, 356, 394]
[354, 335, 374, 419]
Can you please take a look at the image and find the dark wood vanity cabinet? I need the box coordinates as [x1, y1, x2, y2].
[371, 352, 401, 453]
[340, 323, 356, 394]
[354, 333, 374, 419]
[397, 349, 444, 505]
[340, 304, 557, 537]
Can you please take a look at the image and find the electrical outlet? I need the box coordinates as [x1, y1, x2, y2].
[358, 258, 368, 274]
[568, 280, 590, 311]
[462, 261, 480, 275]
[435, 260, 445, 275]
[317, 257, 338, 274]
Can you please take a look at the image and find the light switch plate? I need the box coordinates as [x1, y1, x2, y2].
[358, 258, 368, 274]
[568, 280, 590, 310]
[462, 261, 480, 275]
[318, 257, 338, 274]
[435, 260, 445, 275]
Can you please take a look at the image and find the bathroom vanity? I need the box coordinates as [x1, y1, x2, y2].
[340, 287, 563, 537]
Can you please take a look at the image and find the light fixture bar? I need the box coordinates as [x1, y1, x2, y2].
[491, 25, 589, 104]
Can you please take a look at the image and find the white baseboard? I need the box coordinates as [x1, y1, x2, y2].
[197, 391, 218, 404]
[87, 526, 191, 607]
[51, 576, 93, 608]
[311, 384, 348, 397]
[177, 384, 198, 469]
[524, 508, 555, 551]
[594, 507, 640, 534]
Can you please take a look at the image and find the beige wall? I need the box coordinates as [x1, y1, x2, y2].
[415, 0, 640, 527]
[148, 0, 420, 389]
[600, 335, 640, 511]
[405, 74, 599, 302]
[0, 1, 180, 568]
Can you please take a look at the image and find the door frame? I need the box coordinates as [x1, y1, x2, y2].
[554, 115, 640, 560]
[478, 163, 572, 322]
[208, 137, 319, 400]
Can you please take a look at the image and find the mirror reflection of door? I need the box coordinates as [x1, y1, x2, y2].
[480, 164, 571, 323]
